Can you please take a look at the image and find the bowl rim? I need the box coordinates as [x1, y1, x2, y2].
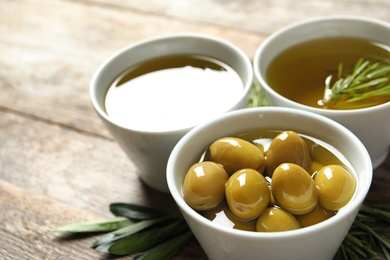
[253, 15, 390, 114]
[167, 106, 373, 239]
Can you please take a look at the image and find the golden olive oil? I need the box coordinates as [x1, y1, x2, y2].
[105, 55, 243, 131]
[266, 37, 390, 109]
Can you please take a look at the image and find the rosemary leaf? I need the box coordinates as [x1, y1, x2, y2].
[342, 77, 388, 93]
[352, 59, 370, 80]
[350, 244, 369, 258]
[339, 244, 348, 260]
[368, 66, 390, 78]
[379, 242, 390, 259]
[368, 204, 390, 211]
[360, 204, 390, 222]
[247, 78, 269, 108]
[345, 245, 360, 260]
[352, 60, 374, 84]
[109, 202, 170, 220]
[134, 231, 193, 260]
[346, 233, 365, 248]
[50, 216, 133, 233]
[347, 86, 390, 102]
[364, 225, 390, 249]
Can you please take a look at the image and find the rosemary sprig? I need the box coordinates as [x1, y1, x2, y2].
[321, 58, 390, 109]
[247, 78, 270, 108]
[336, 204, 390, 260]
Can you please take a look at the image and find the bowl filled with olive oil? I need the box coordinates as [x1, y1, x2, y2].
[253, 16, 390, 168]
[90, 33, 253, 192]
[167, 107, 372, 260]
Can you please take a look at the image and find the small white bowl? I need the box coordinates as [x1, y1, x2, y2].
[167, 107, 372, 260]
[90, 33, 253, 192]
[253, 16, 390, 168]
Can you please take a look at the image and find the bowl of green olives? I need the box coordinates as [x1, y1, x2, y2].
[167, 107, 372, 260]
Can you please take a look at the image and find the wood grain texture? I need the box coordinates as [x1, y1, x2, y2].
[0, 0, 389, 259]
[0, 180, 105, 259]
[92, 0, 390, 33]
[0, 0, 264, 137]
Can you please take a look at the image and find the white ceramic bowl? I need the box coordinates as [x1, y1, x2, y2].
[253, 16, 390, 169]
[167, 107, 372, 260]
[90, 33, 253, 192]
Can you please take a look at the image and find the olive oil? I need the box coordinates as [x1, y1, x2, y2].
[266, 37, 390, 109]
[104, 55, 243, 131]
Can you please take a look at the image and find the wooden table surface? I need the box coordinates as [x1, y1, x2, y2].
[1, 0, 389, 259]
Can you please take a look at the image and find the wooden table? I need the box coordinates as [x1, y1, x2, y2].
[1, 0, 389, 259]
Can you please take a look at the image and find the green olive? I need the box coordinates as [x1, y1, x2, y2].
[314, 165, 356, 211]
[295, 204, 336, 228]
[225, 168, 270, 220]
[266, 131, 312, 176]
[209, 137, 265, 174]
[272, 163, 318, 215]
[203, 201, 257, 231]
[183, 161, 229, 211]
[268, 186, 276, 207]
[256, 207, 301, 232]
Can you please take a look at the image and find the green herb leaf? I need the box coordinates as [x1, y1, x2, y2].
[92, 217, 174, 248]
[134, 231, 194, 260]
[107, 220, 189, 255]
[109, 202, 168, 220]
[247, 78, 270, 108]
[360, 205, 390, 224]
[50, 217, 133, 233]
